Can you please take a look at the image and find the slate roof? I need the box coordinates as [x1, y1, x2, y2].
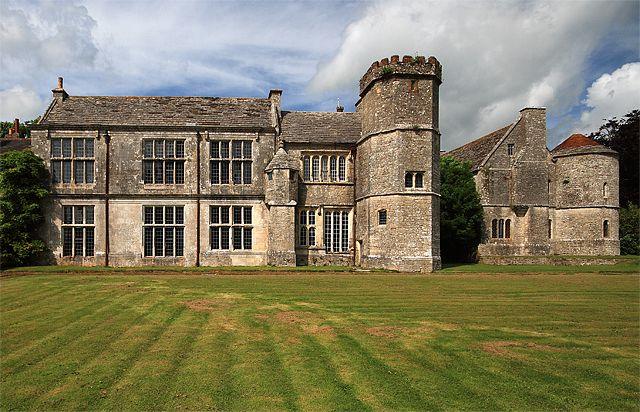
[280, 111, 361, 144]
[39, 96, 273, 128]
[444, 124, 513, 170]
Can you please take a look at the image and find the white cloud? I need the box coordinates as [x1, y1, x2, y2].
[0, 86, 44, 120]
[309, 0, 636, 149]
[578, 62, 640, 133]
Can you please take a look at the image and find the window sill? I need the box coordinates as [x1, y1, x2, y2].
[302, 181, 353, 186]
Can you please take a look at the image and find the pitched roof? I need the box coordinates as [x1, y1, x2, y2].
[39, 96, 273, 128]
[551, 133, 616, 157]
[552, 133, 600, 152]
[444, 124, 512, 170]
[280, 111, 361, 144]
[265, 147, 300, 172]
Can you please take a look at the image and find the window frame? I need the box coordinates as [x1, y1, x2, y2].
[142, 205, 185, 257]
[301, 154, 348, 183]
[61, 205, 95, 257]
[324, 209, 350, 253]
[210, 140, 252, 185]
[297, 208, 317, 247]
[209, 205, 253, 250]
[378, 209, 387, 225]
[142, 139, 186, 185]
[51, 138, 95, 185]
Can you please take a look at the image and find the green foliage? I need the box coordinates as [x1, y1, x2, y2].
[381, 66, 393, 75]
[619, 203, 640, 255]
[0, 150, 50, 268]
[0, 117, 39, 139]
[440, 156, 483, 262]
[590, 110, 639, 207]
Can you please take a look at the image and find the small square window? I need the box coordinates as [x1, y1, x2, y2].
[378, 210, 387, 225]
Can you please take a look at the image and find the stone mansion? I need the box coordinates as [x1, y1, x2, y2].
[30, 55, 619, 271]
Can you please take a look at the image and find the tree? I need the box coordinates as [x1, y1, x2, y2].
[440, 156, 483, 262]
[619, 203, 640, 256]
[589, 110, 639, 207]
[0, 150, 50, 268]
[0, 117, 40, 139]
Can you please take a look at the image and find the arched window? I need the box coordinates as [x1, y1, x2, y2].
[338, 156, 346, 181]
[505, 219, 511, 238]
[321, 156, 328, 181]
[312, 156, 320, 181]
[414, 172, 424, 188]
[299, 226, 307, 246]
[330, 156, 337, 181]
[303, 156, 310, 181]
[491, 219, 498, 238]
[548, 179, 551, 194]
[498, 219, 505, 238]
[603, 220, 610, 238]
[405, 172, 413, 188]
[603, 182, 608, 198]
[308, 227, 316, 246]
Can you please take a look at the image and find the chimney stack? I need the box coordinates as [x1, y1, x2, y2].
[336, 98, 344, 112]
[52, 76, 68, 102]
[13, 118, 19, 135]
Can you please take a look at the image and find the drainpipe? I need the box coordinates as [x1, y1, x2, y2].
[195, 131, 201, 266]
[104, 130, 110, 267]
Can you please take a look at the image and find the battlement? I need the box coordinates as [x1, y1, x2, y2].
[359, 55, 443, 96]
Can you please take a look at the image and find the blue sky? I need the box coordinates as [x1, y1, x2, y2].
[1, 0, 638, 150]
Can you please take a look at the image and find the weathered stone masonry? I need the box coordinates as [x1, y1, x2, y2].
[30, 56, 619, 272]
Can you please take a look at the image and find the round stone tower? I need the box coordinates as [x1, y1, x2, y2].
[551, 134, 619, 255]
[355, 55, 443, 272]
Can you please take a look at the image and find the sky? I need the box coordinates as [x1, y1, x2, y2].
[0, 0, 638, 150]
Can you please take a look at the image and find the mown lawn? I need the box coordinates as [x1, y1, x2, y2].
[1, 272, 638, 410]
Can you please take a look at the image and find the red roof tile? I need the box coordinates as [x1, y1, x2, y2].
[552, 133, 601, 152]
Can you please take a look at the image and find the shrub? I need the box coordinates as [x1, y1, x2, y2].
[619, 203, 640, 255]
[0, 150, 50, 268]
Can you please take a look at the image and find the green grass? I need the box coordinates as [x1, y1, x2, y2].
[1, 272, 639, 410]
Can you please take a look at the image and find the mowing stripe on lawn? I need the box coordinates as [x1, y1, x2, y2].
[159, 309, 244, 411]
[48, 300, 184, 411]
[331, 333, 427, 410]
[5, 290, 159, 410]
[95, 304, 193, 410]
[0, 287, 122, 353]
[231, 313, 300, 411]
[1, 288, 147, 376]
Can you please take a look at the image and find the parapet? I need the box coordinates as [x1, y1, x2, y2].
[359, 55, 443, 96]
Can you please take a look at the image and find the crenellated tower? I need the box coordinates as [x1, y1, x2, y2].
[355, 55, 443, 272]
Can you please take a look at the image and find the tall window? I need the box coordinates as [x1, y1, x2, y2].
[548, 219, 552, 239]
[51, 138, 94, 184]
[62, 205, 94, 257]
[210, 206, 252, 250]
[405, 172, 424, 188]
[603, 182, 608, 198]
[143, 206, 184, 257]
[507, 143, 515, 156]
[603, 220, 610, 238]
[143, 139, 185, 184]
[298, 209, 317, 247]
[378, 209, 387, 225]
[210, 140, 252, 185]
[324, 210, 349, 253]
[302, 155, 347, 182]
[491, 218, 511, 239]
